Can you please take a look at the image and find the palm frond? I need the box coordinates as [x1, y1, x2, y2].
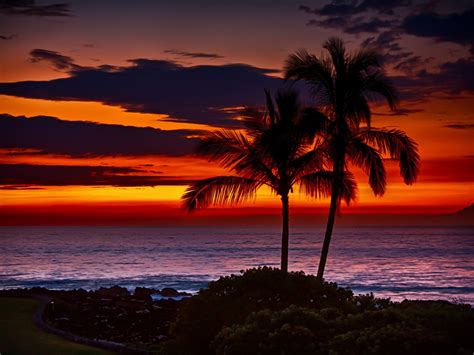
[264, 89, 277, 125]
[232, 150, 279, 189]
[196, 129, 250, 169]
[348, 138, 386, 196]
[323, 37, 346, 77]
[298, 170, 358, 205]
[239, 106, 267, 138]
[300, 107, 332, 139]
[275, 89, 300, 126]
[358, 127, 420, 184]
[362, 71, 398, 110]
[284, 49, 335, 105]
[182, 176, 262, 212]
[338, 171, 358, 205]
[290, 146, 329, 182]
[298, 171, 334, 199]
[345, 95, 371, 128]
[348, 47, 381, 73]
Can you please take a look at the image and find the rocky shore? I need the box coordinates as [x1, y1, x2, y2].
[0, 286, 190, 348]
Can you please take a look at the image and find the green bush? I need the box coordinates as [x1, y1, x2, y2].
[213, 302, 474, 355]
[161, 267, 367, 354]
[159, 268, 473, 355]
[212, 306, 330, 355]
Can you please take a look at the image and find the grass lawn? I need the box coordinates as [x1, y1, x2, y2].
[0, 297, 110, 355]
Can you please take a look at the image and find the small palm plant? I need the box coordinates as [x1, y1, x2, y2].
[285, 38, 420, 279]
[182, 89, 356, 272]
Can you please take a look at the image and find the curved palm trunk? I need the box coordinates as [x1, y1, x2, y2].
[317, 182, 338, 280]
[317, 152, 344, 280]
[281, 194, 289, 272]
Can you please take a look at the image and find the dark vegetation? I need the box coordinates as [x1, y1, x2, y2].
[0, 286, 188, 348]
[2, 268, 473, 354]
[160, 268, 473, 355]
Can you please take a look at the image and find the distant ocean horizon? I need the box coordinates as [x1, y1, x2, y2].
[1, 225, 473, 303]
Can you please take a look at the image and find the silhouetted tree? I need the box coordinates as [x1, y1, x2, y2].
[182, 89, 356, 272]
[285, 38, 420, 279]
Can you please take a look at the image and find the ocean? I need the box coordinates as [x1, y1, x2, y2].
[0, 225, 473, 303]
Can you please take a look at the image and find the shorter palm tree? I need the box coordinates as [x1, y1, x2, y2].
[182, 89, 356, 272]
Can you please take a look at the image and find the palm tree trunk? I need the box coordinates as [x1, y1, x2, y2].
[281, 194, 289, 272]
[317, 183, 338, 280]
[317, 149, 344, 280]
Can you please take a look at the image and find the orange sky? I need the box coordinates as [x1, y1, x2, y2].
[0, 1, 473, 225]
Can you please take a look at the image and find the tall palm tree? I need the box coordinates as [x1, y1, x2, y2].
[182, 89, 356, 272]
[284, 38, 420, 280]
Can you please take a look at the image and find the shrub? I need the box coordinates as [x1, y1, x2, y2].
[159, 268, 473, 354]
[213, 302, 474, 355]
[212, 306, 331, 355]
[161, 267, 354, 354]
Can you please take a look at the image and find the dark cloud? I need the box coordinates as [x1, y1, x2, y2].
[301, 1, 474, 76]
[306, 15, 350, 29]
[443, 123, 474, 130]
[0, 34, 16, 40]
[361, 30, 403, 52]
[402, 9, 474, 51]
[300, 0, 411, 17]
[0, 56, 283, 127]
[0, 0, 71, 17]
[299, 3, 355, 16]
[164, 49, 224, 59]
[362, 29, 434, 75]
[0, 114, 199, 157]
[435, 58, 474, 94]
[300, 1, 411, 17]
[393, 55, 433, 74]
[0, 164, 192, 187]
[29, 48, 80, 71]
[300, 0, 411, 33]
[345, 18, 396, 33]
[391, 57, 474, 101]
[0, 185, 43, 190]
[373, 107, 424, 116]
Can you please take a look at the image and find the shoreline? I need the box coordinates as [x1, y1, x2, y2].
[2, 269, 473, 354]
[1, 282, 473, 305]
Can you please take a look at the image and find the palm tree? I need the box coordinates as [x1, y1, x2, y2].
[182, 89, 356, 272]
[284, 38, 420, 280]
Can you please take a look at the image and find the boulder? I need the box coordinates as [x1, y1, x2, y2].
[95, 285, 129, 298]
[160, 288, 180, 297]
[133, 287, 153, 301]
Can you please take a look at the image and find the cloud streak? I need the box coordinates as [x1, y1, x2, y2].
[0, 34, 16, 40]
[164, 49, 224, 59]
[0, 164, 193, 187]
[29, 48, 80, 71]
[0, 1, 71, 17]
[0, 114, 199, 157]
[443, 123, 474, 130]
[0, 56, 283, 126]
[402, 9, 474, 52]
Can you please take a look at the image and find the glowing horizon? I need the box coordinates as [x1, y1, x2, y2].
[0, 1, 472, 225]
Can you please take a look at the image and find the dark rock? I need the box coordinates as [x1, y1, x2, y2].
[160, 288, 180, 297]
[95, 286, 129, 298]
[133, 287, 153, 301]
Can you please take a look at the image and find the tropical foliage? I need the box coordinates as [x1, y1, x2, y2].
[159, 268, 473, 355]
[182, 89, 356, 272]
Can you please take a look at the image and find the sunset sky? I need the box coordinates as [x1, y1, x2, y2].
[0, 0, 473, 225]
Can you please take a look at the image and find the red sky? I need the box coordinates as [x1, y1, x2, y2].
[0, 1, 473, 225]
